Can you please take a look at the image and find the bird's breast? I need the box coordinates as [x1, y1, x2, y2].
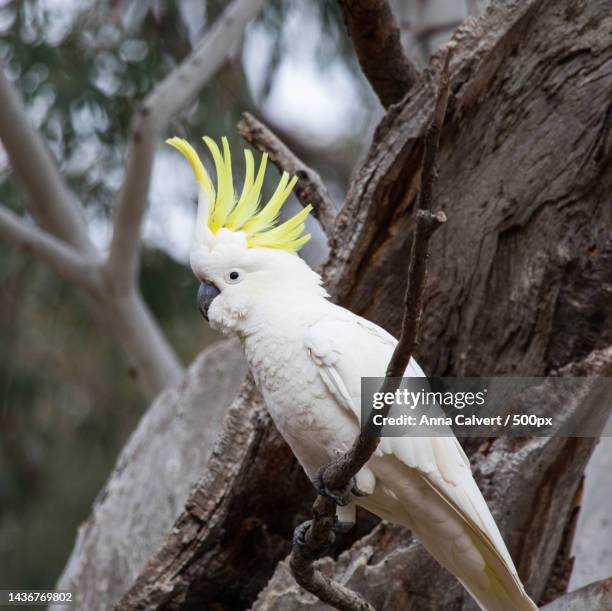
[243, 329, 358, 474]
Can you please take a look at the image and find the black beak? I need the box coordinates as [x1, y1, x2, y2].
[197, 282, 220, 321]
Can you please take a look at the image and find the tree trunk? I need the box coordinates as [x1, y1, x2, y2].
[68, 0, 612, 608]
[53, 340, 246, 611]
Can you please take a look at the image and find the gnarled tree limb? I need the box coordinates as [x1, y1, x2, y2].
[238, 112, 337, 236]
[338, 0, 419, 107]
[0, 62, 183, 397]
[0, 70, 185, 396]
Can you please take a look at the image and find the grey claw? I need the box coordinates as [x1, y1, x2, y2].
[351, 482, 368, 497]
[313, 468, 353, 506]
[293, 520, 336, 561]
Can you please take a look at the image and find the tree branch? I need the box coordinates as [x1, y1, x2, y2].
[0, 46, 186, 397]
[0, 206, 102, 293]
[237, 112, 337, 236]
[290, 539, 376, 611]
[0, 69, 93, 252]
[540, 577, 612, 610]
[289, 48, 451, 611]
[338, 0, 420, 108]
[107, 0, 266, 292]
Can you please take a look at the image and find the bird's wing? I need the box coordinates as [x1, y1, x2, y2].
[305, 311, 534, 610]
[305, 312, 475, 478]
[305, 310, 425, 417]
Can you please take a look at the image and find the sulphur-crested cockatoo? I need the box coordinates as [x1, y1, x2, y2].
[168, 136, 537, 611]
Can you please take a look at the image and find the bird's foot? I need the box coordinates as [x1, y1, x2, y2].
[293, 520, 336, 561]
[313, 465, 367, 506]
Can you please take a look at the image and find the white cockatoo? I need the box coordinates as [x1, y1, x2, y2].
[168, 136, 538, 611]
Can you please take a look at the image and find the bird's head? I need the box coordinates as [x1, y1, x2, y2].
[168, 136, 327, 335]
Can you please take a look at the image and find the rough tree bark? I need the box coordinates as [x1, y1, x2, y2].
[541, 577, 612, 611]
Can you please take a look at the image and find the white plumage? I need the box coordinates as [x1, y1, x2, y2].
[192, 246, 536, 611]
[173, 136, 537, 610]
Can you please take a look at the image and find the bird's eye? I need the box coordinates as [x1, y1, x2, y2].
[224, 269, 242, 284]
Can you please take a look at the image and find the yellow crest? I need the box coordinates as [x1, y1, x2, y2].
[167, 136, 312, 252]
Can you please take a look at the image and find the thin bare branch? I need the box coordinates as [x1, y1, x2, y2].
[289, 48, 452, 611]
[338, 0, 420, 108]
[382, 46, 451, 380]
[0, 69, 93, 252]
[237, 112, 337, 235]
[0, 206, 102, 292]
[540, 577, 612, 610]
[290, 529, 376, 611]
[107, 0, 266, 292]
